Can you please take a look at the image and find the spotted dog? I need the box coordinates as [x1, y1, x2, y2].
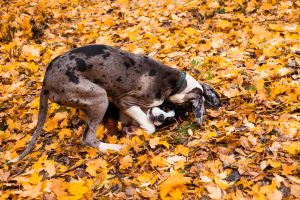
[8, 44, 221, 163]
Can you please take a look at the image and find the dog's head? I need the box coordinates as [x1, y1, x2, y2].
[169, 74, 221, 125]
[183, 83, 221, 124]
[147, 107, 175, 126]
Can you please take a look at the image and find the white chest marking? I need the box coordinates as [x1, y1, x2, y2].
[168, 74, 203, 103]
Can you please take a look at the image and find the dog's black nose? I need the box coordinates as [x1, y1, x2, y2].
[158, 114, 164, 122]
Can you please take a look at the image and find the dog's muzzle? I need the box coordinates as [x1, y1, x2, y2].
[148, 107, 175, 126]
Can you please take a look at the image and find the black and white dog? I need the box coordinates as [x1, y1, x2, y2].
[8, 44, 220, 163]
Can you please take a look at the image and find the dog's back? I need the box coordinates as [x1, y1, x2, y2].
[44, 45, 181, 108]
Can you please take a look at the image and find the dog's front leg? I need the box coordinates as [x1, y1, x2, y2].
[124, 106, 155, 134]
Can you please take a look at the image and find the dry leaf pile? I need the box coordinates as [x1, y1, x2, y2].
[0, 0, 299, 199]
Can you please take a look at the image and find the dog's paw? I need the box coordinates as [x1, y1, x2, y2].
[141, 123, 155, 134]
[98, 142, 125, 152]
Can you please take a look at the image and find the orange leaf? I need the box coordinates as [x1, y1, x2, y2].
[159, 171, 191, 200]
[119, 155, 133, 170]
[85, 158, 107, 176]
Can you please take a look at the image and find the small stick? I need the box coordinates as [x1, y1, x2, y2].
[49, 153, 102, 178]
[9, 158, 33, 179]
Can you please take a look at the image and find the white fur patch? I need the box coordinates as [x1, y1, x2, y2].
[168, 74, 203, 103]
[125, 106, 155, 134]
[98, 142, 124, 152]
[148, 100, 164, 107]
[150, 107, 175, 126]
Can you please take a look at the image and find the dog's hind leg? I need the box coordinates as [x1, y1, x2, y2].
[81, 97, 124, 152]
[77, 89, 124, 151]
[48, 79, 123, 152]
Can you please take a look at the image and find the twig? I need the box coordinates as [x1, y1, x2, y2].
[9, 158, 33, 179]
[48, 153, 102, 179]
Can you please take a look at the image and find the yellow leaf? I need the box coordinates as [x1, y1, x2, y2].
[20, 45, 40, 62]
[119, 155, 133, 170]
[135, 154, 147, 166]
[30, 97, 40, 109]
[94, 170, 110, 190]
[261, 3, 273, 10]
[58, 128, 73, 140]
[282, 141, 300, 155]
[159, 140, 170, 149]
[137, 172, 153, 186]
[149, 137, 170, 149]
[169, 187, 183, 200]
[268, 160, 281, 168]
[185, 27, 198, 36]
[51, 179, 69, 197]
[85, 158, 107, 176]
[204, 131, 218, 139]
[68, 181, 89, 199]
[130, 135, 144, 151]
[159, 171, 191, 200]
[26, 62, 39, 72]
[12, 135, 31, 150]
[151, 155, 168, 167]
[214, 178, 230, 190]
[149, 137, 160, 149]
[174, 145, 189, 157]
[101, 16, 115, 29]
[44, 118, 59, 132]
[45, 112, 68, 132]
[137, 172, 158, 187]
[206, 185, 222, 199]
[20, 182, 43, 199]
[222, 88, 240, 98]
[96, 124, 105, 139]
[150, 174, 159, 185]
[45, 140, 60, 151]
[216, 20, 232, 30]
[44, 160, 56, 177]
[291, 184, 300, 198]
[6, 118, 16, 130]
[29, 171, 43, 185]
[86, 148, 99, 158]
[268, 24, 284, 32]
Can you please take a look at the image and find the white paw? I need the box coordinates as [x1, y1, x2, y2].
[98, 142, 125, 152]
[142, 123, 155, 134]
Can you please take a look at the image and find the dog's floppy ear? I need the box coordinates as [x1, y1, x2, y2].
[191, 96, 205, 125]
[201, 83, 221, 108]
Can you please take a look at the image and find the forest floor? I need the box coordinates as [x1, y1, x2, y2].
[0, 0, 299, 199]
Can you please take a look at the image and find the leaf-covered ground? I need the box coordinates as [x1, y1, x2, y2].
[0, 0, 299, 199]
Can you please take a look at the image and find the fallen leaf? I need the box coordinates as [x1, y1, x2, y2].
[85, 158, 108, 176]
[205, 185, 222, 199]
[159, 171, 191, 200]
[119, 155, 133, 170]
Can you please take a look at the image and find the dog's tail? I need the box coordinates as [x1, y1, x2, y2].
[7, 85, 49, 164]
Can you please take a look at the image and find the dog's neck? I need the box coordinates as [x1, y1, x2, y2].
[170, 71, 186, 96]
[168, 74, 203, 104]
